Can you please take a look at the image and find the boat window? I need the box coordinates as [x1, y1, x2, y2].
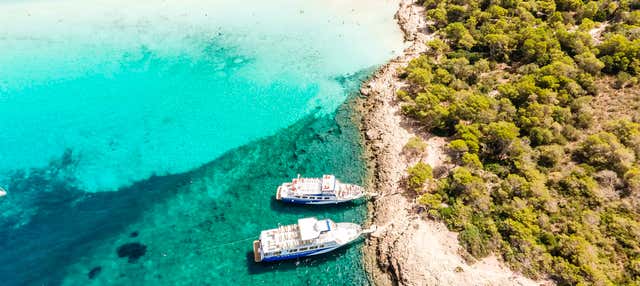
[302, 196, 308, 199]
[300, 247, 308, 251]
[323, 197, 329, 200]
[310, 246, 317, 249]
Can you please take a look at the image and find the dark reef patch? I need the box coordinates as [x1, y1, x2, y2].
[116, 242, 147, 263]
[0, 93, 369, 285]
[88, 266, 102, 279]
[0, 149, 191, 285]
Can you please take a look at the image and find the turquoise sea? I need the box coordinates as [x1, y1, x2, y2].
[0, 0, 403, 285]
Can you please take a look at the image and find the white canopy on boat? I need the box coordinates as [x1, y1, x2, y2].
[298, 217, 333, 240]
[298, 217, 320, 240]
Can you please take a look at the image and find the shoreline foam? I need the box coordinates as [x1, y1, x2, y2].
[356, 1, 552, 285]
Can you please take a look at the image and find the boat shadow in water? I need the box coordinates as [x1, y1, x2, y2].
[0, 99, 368, 285]
[245, 242, 356, 275]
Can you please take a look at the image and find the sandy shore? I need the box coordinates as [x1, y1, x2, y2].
[356, 1, 553, 285]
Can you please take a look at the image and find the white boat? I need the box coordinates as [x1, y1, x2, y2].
[0, 187, 6, 197]
[253, 217, 373, 262]
[276, 174, 365, 204]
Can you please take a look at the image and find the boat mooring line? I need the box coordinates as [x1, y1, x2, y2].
[205, 236, 255, 249]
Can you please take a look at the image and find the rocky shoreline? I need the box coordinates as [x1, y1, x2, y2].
[356, 1, 550, 285]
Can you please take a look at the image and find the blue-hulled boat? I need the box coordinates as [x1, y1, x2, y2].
[275, 174, 365, 205]
[253, 217, 373, 262]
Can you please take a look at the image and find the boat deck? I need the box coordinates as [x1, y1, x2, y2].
[278, 175, 365, 201]
[291, 178, 323, 194]
[259, 219, 338, 253]
[336, 184, 364, 199]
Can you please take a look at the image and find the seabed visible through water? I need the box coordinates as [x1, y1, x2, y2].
[0, 0, 404, 285]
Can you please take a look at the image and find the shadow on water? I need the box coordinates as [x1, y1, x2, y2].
[0, 108, 366, 286]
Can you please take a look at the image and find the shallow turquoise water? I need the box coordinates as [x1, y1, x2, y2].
[0, 0, 403, 192]
[0, 0, 402, 285]
[1, 98, 371, 285]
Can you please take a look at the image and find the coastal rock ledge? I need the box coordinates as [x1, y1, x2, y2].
[356, 0, 553, 285]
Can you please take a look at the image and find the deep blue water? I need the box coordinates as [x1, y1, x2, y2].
[0, 98, 372, 285]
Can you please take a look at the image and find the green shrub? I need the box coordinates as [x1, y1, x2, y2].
[404, 136, 428, 156]
[407, 162, 433, 193]
[455, 123, 481, 153]
[575, 132, 635, 173]
[444, 22, 476, 49]
[614, 71, 635, 89]
[418, 193, 444, 217]
[482, 121, 520, 156]
[574, 51, 605, 74]
[462, 153, 483, 169]
[529, 127, 555, 146]
[624, 167, 640, 194]
[459, 223, 491, 257]
[556, 167, 602, 204]
[427, 7, 448, 28]
[427, 39, 450, 55]
[448, 139, 469, 158]
[406, 56, 434, 86]
[401, 0, 640, 283]
[537, 144, 564, 168]
[606, 119, 640, 156]
[396, 89, 411, 101]
[484, 163, 511, 178]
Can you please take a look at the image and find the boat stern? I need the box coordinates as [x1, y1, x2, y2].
[276, 186, 283, 200]
[253, 240, 262, 262]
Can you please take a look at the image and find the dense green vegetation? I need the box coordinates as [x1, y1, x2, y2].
[401, 0, 640, 284]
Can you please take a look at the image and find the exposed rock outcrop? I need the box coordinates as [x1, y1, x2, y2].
[356, 1, 552, 285]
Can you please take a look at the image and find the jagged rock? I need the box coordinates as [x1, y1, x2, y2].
[366, 129, 380, 140]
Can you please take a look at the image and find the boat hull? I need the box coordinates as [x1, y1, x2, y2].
[254, 220, 362, 263]
[260, 245, 340, 262]
[279, 197, 357, 205]
[275, 176, 365, 205]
